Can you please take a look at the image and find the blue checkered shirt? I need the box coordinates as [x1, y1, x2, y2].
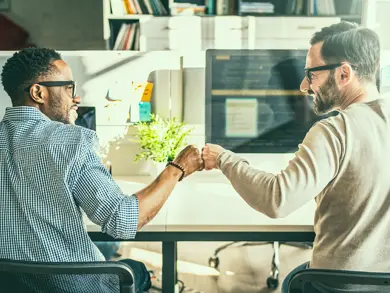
[0, 106, 139, 291]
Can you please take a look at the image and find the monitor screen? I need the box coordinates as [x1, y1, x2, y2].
[205, 49, 333, 153]
[75, 106, 96, 131]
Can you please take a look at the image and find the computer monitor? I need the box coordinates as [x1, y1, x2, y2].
[205, 49, 331, 153]
[75, 106, 96, 131]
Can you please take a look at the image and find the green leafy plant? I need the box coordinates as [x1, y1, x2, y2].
[133, 114, 192, 163]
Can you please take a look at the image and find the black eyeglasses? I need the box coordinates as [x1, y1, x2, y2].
[305, 63, 358, 84]
[24, 81, 77, 98]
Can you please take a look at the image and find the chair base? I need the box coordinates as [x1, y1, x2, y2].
[208, 241, 313, 289]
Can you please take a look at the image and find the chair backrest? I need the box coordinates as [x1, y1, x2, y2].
[288, 269, 390, 293]
[0, 258, 135, 293]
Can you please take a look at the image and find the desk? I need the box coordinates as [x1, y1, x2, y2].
[86, 172, 316, 292]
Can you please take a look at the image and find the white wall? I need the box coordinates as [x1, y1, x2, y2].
[4, 0, 105, 50]
[375, 1, 390, 50]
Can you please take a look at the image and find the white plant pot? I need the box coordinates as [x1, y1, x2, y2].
[150, 161, 167, 177]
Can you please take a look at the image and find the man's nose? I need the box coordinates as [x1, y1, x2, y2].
[73, 95, 81, 104]
[300, 77, 309, 93]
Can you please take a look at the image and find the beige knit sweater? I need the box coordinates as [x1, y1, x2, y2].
[217, 98, 390, 272]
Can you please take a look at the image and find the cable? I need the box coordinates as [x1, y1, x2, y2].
[178, 279, 185, 293]
[148, 273, 185, 293]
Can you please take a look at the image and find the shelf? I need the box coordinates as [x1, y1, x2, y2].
[107, 14, 360, 20]
[338, 14, 361, 19]
[108, 14, 154, 20]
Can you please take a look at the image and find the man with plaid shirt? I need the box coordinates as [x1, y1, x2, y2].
[0, 47, 203, 292]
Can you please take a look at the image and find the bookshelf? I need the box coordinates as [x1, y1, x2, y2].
[103, 0, 369, 51]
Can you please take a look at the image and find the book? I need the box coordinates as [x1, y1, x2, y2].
[112, 23, 140, 50]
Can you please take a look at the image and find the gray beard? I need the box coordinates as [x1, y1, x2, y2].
[68, 109, 78, 125]
[313, 75, 339, 115]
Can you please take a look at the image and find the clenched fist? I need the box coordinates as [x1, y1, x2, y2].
[201, 143, 226, 170]
[173, 145, 204, 178]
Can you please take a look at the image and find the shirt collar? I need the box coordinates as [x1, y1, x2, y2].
[2, 106, 51, 122]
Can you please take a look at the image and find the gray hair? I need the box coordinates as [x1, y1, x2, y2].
[311, 21, 380, 83]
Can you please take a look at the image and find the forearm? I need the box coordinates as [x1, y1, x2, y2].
[217, 119, 342, 218]
[135, 165, 182, 229]
[217, 151, 283, 218]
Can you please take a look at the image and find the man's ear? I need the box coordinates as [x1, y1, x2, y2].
[29, 84, 46, 104]
[339, 64, 353, 85]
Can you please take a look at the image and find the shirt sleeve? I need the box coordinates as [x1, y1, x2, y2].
[217, 119, 344, 218]
[71, 131, 139, 239]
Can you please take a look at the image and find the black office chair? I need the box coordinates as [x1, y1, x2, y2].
[0, 258, 136, 293]
[208, 241, 312, 289]
[288, 268, 390, 293]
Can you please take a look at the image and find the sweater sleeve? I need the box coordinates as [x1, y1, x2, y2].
[217, 120, 343, 218]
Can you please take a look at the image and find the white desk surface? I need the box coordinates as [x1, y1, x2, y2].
[86, 171, 315, 233]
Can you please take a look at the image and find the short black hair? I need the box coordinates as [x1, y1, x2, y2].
[310, 21, 380, 83]
[1, 47, 62, 106]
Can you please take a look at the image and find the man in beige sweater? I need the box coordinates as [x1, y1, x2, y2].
[202, 21, 387, 292]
